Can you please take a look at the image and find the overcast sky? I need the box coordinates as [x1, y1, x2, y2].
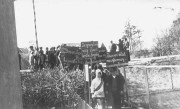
[14, 0, 180, 50]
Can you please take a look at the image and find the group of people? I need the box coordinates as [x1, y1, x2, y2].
[29, 46, 61, 71]
[110, 38, 129, 53]
[91, 64, 125, 109]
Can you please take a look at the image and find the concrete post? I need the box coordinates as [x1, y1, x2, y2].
[144, 68, 151, 109]
[0, 0, 23, 109]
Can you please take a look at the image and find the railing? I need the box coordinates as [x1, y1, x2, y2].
[120, 65, 180, 109]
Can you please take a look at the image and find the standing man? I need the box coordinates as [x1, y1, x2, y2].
[123, 38, 130, 61]
[123, 38, 129, 51]
[38, 47, 45, 70]
[110, 41, 117, 54]
[118, 39, 124, 52]
[29, 46, 35, 70]
[34, 47, 39, 70]
[109, 67, 125, 109]
[56, 46, 61, 67]
[45, 47, 49, 68]
[49, 47, 56, 69]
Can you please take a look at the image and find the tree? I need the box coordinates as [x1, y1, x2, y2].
[123, 20, 143, 52]
[152, 16, 180, 56]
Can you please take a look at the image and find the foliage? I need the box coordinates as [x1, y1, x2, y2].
[123, 20, 143, 52]
[21, 67, 85, 109]
[152, 17, 180, 56]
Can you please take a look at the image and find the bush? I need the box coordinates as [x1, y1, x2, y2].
[21, 67, 85, 109]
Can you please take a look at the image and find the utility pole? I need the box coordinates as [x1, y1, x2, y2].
[32, 0, 39, 50]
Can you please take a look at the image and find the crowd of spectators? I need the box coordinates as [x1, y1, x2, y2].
[28, 46, 61, 71]
[28, 38, 130, 71]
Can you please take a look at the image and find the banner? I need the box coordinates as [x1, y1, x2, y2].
[96, 46, 107, 63]
[60, 46, 83, 64]
[106, 52, 128, 67]
[81, 41, 99, 58]
[60, 45, 83, 70]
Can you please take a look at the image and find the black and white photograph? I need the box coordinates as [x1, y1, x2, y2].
[1, 0, 180, 109]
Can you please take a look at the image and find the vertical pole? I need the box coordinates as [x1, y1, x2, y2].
[123, 66, 129, 104]
[89, 45, 93, 105]
[0, 0, 23, 108]
[145, 68, 151, 109]
[84, 64, 87, 102]
[32, 0, 39, 49]
[89, 58, 93, 104]
[170, 67, 174, 90]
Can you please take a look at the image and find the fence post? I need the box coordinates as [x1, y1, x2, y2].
[170, 68, 174, 90]
[145, 68, 151, 109]
[123, 66, 129, 105]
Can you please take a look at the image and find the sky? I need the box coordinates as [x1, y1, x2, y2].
[14, 0, 180, 51]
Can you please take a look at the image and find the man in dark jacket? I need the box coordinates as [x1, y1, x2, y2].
[118, 39, 124, 52]
[110, 41, 117, 54]
[49, 47, 56, 69]
[38, 47, 45, 70]
[108, 67, 125, 109]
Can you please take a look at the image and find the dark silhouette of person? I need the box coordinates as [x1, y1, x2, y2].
[34, 47, 39, 70]
[49, 47, 56, 69]
[118, 39, 124, 52]
[123, 38, 130, 61]
[108, 67, 125, 109]
[38, 47, 45, 70]
[45, 47, 49, 67]
[110, 41, 117, 54]
[123, 38, 129, 51]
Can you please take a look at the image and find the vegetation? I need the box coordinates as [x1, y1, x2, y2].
[152, 17, 180, 56]
[123, 20, 143, 52]
[21, 67, 85, 109]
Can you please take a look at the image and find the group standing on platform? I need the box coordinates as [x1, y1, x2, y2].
[110, 38, 130, 61]
[28, 46, 61, 71]
[110, 38, 129, 53]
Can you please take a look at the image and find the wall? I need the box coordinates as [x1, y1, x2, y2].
[0, 0, 23, 108]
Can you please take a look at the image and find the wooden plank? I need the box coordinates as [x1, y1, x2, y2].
[127, 65, 180, 68]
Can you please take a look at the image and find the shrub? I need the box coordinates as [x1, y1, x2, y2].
[21, 67, 85, 109]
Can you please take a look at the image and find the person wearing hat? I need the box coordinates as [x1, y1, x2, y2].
[108, 67, 125, 109]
